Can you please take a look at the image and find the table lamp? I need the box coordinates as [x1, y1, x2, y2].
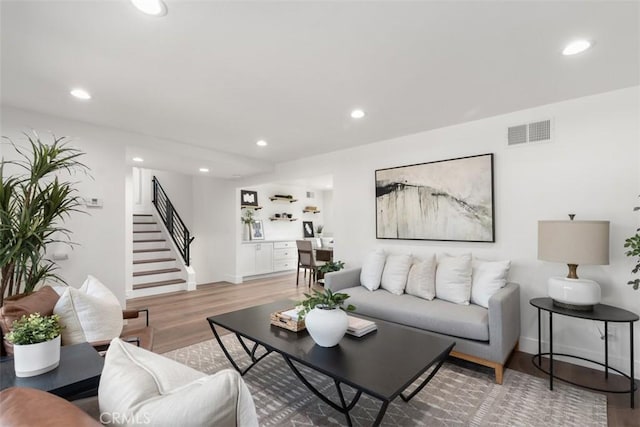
[538, 215, 610, 311]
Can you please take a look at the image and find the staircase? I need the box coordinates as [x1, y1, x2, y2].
[132, 213, 188, 297]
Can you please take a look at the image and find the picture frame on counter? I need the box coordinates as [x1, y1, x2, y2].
[250, 220, 265, 240]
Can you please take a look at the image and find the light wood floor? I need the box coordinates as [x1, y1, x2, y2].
[126, 273, 638, 427]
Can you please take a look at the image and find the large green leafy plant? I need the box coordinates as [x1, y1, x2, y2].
[624, 202, 640, 290]
[0, 133, 88, 305]
[5, 313, 63, 345]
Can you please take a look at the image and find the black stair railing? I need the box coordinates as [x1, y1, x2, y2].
[152, 176, 194, 266]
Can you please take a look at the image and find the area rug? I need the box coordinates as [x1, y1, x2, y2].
[163, 336, 607, 426]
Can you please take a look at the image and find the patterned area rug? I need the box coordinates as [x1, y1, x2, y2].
[163, 336, 607, 426]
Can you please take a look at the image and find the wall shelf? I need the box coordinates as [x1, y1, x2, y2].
[241, 205, 263, 210]
[269, 196, 298, 203]
[303, 208, 320, 214]
[269, 217, 298, 222]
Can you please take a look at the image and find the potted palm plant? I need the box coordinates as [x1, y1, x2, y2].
[6, 313, 63, 377]
[0, 133, 87, 305]
[298, 289, 355, 347]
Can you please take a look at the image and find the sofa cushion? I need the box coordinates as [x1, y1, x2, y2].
[360, 249, 386, 291]
[435, 253, 472, 305]
[54, 275, 123, 345]
[471, 259, 511, 308]
[344, 286, 489, 341]
[405, 255, 436, 300]
[380, 254, 412, 295]
[100, 338, 259, 427]
[0, 286, 60, 355]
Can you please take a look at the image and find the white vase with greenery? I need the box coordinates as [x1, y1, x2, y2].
[298, 289, 355, 347]
[7, 313, 63, 377]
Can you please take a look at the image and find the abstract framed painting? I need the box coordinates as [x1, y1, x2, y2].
[375, 153, 495, 242]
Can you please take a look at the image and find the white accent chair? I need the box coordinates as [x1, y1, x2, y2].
[99, 338, 258, 426]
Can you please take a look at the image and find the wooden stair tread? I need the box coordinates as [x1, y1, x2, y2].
[133, 239, 166, 243]
[133, 230, 161, 233]
[133, 248, 170, 253]
[133, 221, 157, 225]
[133, 258, 176, 264]
[133, 279, 186, 290]
[133, 214, 153, 217]
[133, 268, 181, 277]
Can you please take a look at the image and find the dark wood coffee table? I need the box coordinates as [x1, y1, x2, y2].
[207, 300, 455, 426]
[0, 342, 104, 399]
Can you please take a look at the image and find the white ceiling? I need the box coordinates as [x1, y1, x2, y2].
[2, 1, 638, 178]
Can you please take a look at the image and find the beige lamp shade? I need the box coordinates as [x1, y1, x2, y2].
[538, 220, 610, 265]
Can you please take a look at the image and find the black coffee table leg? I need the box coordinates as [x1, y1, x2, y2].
[400, 342, 454, 402]
[208, 322, 271, 376]
[282, 355, 367, 426]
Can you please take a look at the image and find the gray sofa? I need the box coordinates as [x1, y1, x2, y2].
[325, 268, 520, 384]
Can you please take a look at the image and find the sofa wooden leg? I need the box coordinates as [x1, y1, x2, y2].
[494, 365, 504, 385]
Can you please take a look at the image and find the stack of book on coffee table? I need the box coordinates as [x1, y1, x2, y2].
[346, 316, 377, 337]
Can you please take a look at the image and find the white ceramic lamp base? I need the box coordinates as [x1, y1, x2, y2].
[547, 276, 601, 311]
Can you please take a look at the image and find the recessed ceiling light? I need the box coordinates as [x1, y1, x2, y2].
[562, 40, 592, 56]
[350, 109, 365, 119]
[132, 157, 144, 162]
[256, 140, 268, 147]
[70, 88, 91, 100]
[199, 168, 209, 173]
[131, 0, 167, 16]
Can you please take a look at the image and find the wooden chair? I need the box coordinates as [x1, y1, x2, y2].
[296, 240, 325, 287]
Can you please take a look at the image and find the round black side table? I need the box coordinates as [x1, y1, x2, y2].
[530, 297, 638, 409]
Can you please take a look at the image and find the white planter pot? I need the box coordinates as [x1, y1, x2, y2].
[305, 307, 348, 347]
[13, 335, 61, 377]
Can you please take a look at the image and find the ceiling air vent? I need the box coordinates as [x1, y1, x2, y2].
[507, 119, 553, 146]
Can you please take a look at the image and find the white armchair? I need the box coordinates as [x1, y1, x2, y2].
[98, 338, 258, 427]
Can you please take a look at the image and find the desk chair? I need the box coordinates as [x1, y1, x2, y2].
[296, 240, 325, 287]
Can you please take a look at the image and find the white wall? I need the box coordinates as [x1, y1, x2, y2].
[192, 176, 236, 283]
[322, 190, 334, 236]
[1, 107, 129, 305]
[241, 87, 640, 376]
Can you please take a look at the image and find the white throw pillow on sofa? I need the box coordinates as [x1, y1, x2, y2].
[360, 249, 386, 291]
[54, 275, 123, 345]
[471, 259, 511, 308]
[435, 253, 472, 305]
[405, 255, 436, 300]
[380, 254, 412, 295]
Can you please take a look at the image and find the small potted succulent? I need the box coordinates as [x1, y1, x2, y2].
[298, 289, 355, 347]
[6, 313, 63, 377]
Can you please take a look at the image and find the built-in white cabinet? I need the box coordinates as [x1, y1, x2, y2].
[273, 241, 297, 272]
[240, 243, 274, 276]
[240, 241, 297, 278]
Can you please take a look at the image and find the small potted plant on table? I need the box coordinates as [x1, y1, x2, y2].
[6, 313, 63, 377]
[298, 289, 355, 347]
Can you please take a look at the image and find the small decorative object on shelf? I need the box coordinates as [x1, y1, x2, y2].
[298, 289, 355, 347]
[303, 206, 320, 213]
[6, 313, 63, 377]
[315, 224, 324, 236]
[240, 190, 259, 207]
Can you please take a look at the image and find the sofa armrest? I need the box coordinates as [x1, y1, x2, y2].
[324, 268, 362, 292]
[487, 282, 520, 363]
